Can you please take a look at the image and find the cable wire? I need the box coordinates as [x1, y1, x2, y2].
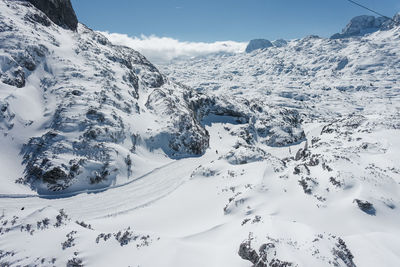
[345, 0, 397, 23]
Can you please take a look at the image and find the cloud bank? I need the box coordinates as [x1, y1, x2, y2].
[100, 32, 247, 64]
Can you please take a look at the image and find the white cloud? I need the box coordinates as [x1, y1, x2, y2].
[99, 32, 247, 64]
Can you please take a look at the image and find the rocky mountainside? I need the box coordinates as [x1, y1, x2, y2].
[0, 0, 208, 194]
[27, 0, 78, 30]
[0, 0, 304, 195]
[0, 2, 399, 267]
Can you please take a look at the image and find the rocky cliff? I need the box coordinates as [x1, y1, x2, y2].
[27, 0, 78, 30]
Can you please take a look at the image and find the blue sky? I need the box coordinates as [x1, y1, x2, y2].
[71, 0, 399, 42]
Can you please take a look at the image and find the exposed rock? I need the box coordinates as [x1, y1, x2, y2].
[24, 10, 52, 27]
[239, 238, 295, 267]
[0, 0, 214, 193]
[238, 239, 260, 265]
[224, 145, 268, 165]
[354, 199, 376, 215]
[1, 67, 25, 88]
[331, 15, 389, 39]
[298, 177, 318, 195]
[66, 257, 83, 267]
[0, 100, 15, 131]
[0, 43, 48, 88]
[332, 238, 357, 267]
[189, 94, 305, 148]
[27, 0, 78, 31]
[321, 115, 366, 135]
[295, 148, 307, 161]
[385, 12, 400, 28]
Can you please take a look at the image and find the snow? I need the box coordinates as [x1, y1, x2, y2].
[0, 1, 400, 266]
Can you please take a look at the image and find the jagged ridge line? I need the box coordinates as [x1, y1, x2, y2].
[346, 0, 398, 23]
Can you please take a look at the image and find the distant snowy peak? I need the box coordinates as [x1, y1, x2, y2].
[344, 15, 388, 34]
[245, 39, 273, 53]
[244, 13, 399, 50]
[331, 13, 399, 39]
[271, 39, 288, 48]
[245, 39, 288, 53]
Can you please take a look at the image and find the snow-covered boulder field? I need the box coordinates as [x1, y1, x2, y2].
[0, 1, 400, 266]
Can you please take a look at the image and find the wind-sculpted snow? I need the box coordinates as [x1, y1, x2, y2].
[188, 93, 305, 146]
[158, 20, 400, 267]
[1, 3, 400, 266]
[0, 0, 210, 194]
[163, 24, 400, 124]
[0, 0, 303, 194]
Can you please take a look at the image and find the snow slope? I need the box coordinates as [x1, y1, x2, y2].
[0, 0, 211, 195]
[0, 2, 400, 267]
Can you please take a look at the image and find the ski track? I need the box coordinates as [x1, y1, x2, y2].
[0, 155, 215, 219]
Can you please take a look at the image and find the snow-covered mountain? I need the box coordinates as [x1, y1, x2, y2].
[245, 39, 274, 53]
[0, 0, 211, 195]
[0, 1, 399, 266]
[162, 15, 400, 267]
[0, 0, 304, 196]
[331, 13, 400, 38]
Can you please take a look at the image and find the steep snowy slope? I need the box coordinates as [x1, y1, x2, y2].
[0, 0, 206, 195]
[0, 0, 303, 196]
[0, 0, 208, 194]
[0, 2, 400, 267]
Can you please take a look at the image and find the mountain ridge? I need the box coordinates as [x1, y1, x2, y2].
[0, 0, 303, 195]
[0, 1, 399, 266]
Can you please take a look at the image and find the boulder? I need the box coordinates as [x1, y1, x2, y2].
[354, 199, 376, 215]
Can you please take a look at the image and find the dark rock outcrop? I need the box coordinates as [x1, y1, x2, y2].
[354, 199, 376, 215]
[238, 238, 294, 267]
[27, 0, 78, 31]
[238, 240, 260, 265]
[332, 238, 357, 267]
